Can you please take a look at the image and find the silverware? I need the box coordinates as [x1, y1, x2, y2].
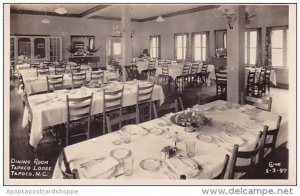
[114, 172, 125, 178]
[179, 155, 202, 170]
[80, 156, 105, 168]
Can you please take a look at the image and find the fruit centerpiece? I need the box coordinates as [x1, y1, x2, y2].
[170, 108, 212, 130]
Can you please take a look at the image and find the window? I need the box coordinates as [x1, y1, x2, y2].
[149, 35, 160, 59]
[271, 28, 288, 67]
[245, 30, 258, 65]
[175, 33, 188, 60]
[192, 32, 208, 61]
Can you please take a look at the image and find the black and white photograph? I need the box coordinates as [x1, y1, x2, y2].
[3, 2, 296, 187]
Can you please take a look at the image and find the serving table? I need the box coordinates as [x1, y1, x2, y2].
[52, 100, 280, 181]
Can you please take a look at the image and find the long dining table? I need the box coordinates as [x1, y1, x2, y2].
[21, 70, 117, 95]
[52, 100, 280, 181]
[22, 80, 165, 148]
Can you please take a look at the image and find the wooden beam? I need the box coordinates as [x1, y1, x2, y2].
[79, 5, 111, 18]
[138, 5, 219, 22]
[10, 8, 80, 18]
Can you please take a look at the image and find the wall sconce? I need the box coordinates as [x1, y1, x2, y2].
[217, 5, 256, 29]
[218, 6, 237, 29]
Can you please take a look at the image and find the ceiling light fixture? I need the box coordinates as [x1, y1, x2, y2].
[41, 6, 50, 24]
[156, 16, 164, 22]
[55, 6, 67, 15]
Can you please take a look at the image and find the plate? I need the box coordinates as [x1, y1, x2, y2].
[149, 128, 164, 135]
[166, 156, 200, 178]
[121, 125, 148, 136]
[196, 134, 213, 143]
[112, 140, 122, 145]
[82, 165, 117, 179]
[110, 148, 131, 160]
[140, 158, 161, 171]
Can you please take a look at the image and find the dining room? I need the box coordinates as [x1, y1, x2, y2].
[5, 3, 295, 185]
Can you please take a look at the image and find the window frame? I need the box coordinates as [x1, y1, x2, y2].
[149, 35, 161, 59]
[244, 29, 258, 66]
[191, 31, 209, 61]
[270, 26, 289, 68]
[174, 33, 189, 61]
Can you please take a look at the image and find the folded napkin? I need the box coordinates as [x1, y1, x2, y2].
[218, 132, 244, 146]
[167, 157, 199, 178]
[82, 156, 119, 178]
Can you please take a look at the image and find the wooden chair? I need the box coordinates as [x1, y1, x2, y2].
[245, 71, 256, 96]
[190, 62, 200, 84]
[36, 66, 49, 77]
[103, 87, 124, 134]
[46, 75, 64, 92]
[253, 68, 266, 97]
[55, 64, 66, 75]
[228, 127, 267, 179]
[70, 64, 81, 73]
[261, 115, 282, 156]
[106, 112, 139, 133]
[175, 62, 190, 87]
[136, 84, 154, 122]
[57, 149, 79, 179]
[30, 62, 40, 69]
[71, 72, 86, 89]
[65, 93, 93, 146]
[200, 64, 209, 85]
[178, 97, 185, 111]
[158, 62, 172, 86]
[125, 65, 139, 81]
[244, 96, 272, 112]
[215, 70, 227, 98]
[91, 70, 104, 84]
[212, 154, 230, 179]
[152, 99, 179, 119]
[264, 68, 272, 95]
[107, 76, 119, 83]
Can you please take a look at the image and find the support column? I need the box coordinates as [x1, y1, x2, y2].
[121, 5, 132, 81]
[227, 5, 245, 104]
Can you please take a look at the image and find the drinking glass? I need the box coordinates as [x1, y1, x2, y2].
[123, 156, 134, 176]
[185, 140, 196, 157]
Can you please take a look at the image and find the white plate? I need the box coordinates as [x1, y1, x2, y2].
[140, 158, 161, 171]
[82, 165, 117, 179]
[166, 157, 200, 178]
[196, 134, 213, 143]
[121, 125, 148, 136]
[149, 128, 164, 135]
[110, 148, 131, 160]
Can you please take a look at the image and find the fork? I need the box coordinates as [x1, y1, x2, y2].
[80, 156, 105, 168]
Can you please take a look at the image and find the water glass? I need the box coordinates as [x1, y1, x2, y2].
[123, 156, 134, 176]
[249, 109, 257, 120]
[185, 140, 196, 157]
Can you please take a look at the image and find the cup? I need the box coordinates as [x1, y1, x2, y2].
[123, 156, 134, 176]
[249, 109, 257, 120]
[185, 140, 196, 157]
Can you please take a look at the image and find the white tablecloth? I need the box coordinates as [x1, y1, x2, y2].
[52, 100, 280, 181]
[156, 64, 215, 86]
[22, 81, 165, 148]
[23, 71, 117, 95]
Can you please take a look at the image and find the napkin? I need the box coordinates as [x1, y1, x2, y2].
[218, 132, 244, 146]
[82, 156, 119, 178]
[167, 157, 199, 178]
[241, 104, 256, 110]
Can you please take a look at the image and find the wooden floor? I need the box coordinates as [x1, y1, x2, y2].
[9, 79, 289, 179]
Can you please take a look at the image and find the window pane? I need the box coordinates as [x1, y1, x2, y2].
[249, 48, 256, 64]
[272, 49, 283, 66]
[194, 48, 201, 61]
[177, 49, 182, 60]
[249, 31, 257, 47]
[245, 48, 248, 64]
[177, 36, 182, 47]
[113, 43, 121, 55]
[183, 35, 187, 47]
[183, 48, 186, 59]
[194, 34, 201, 47]
[272, 30, 283, 48]
[202, 48, 206, 61]
[245, 32, 248, 48]
[202, 34, 206, 47]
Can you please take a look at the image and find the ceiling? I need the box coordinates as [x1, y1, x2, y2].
[10, 4, 218, 22]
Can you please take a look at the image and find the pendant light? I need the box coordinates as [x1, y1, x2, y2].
[41, 6, 50, 24]
[55, 6, 67, 15]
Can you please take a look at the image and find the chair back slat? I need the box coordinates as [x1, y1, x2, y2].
[72, 72, 86, 88]
[46, 75, 64, 92]
[91, 70, 104, 83]
[191, 63, 199, 74]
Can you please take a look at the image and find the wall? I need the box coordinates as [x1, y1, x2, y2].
[10, 13, 140, 67]
[135, 5, 289, 86]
